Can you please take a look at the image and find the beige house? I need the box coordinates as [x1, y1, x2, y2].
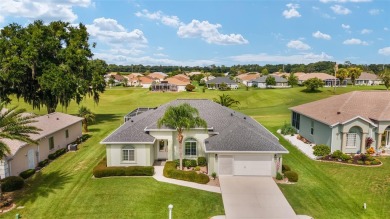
[0, 112, 83, 178]
[348, 72, 382, 85]
[235, 73, 260, 86]
[298, 73, 343, 87]
[290, 91, 390, 154]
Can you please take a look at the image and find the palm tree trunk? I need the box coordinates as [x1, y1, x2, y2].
[178, 132, 183, 170]
[83, 120, 88, 133]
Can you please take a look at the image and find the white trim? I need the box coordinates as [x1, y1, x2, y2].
[340, 116, 377, 127]
[144, 127, 214, 131]
[100, 139, 156, 145]
[204, 150, 289, 154]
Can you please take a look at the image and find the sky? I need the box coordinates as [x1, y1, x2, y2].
[0, 0, 389, 67]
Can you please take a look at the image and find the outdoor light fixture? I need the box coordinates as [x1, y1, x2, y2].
[168, 204, 173, 219]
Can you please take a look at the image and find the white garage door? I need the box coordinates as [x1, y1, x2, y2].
[218, 155, 233, 175]
[233, 155, 272, 176]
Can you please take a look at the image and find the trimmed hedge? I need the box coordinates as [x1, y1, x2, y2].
[197, 157, 207, 166]
[284, 171, 299, 182]
[48, 148, 67, 160]
[93, 158, 154, 178]
[163, 161, 209, 184]
[38, 159, 50, 168]
[282, 164, 291, 173]
[1, 176, 24, 192]
[174, 159, 197, 168]
[313, 144, 331, 157]
[19, 169, 36, 179]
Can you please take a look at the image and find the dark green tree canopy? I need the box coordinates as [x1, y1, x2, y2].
[213, 94, 240, 108]
[0, 20, 107, 113]
[303, 77, 324, 92]
[265, 75, 276, 87]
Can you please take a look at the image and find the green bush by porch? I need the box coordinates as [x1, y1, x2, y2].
[93, 158, 154, 178]
[163, 161, 210, 184]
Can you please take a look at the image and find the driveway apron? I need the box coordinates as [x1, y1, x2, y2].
[219, 176, 297, 219]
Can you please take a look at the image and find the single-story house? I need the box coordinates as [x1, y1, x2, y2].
[0, 112, 83, 178]
[138, 76, 155, 88]
[271, 72, 306, 79]
[105, 73, 125, 86]
[172, 74, 190, 81]
[347, 72, 382, 85]
[125, 73, 143, 86]
[101, 99, 288, 177]
[148, 72, 168, 82]
[250, 75, 290, 88]
[200, 75, 216, 83]
[298, 73, 345, 87]
[235, 73, 260, 86]
[206, 77, 238, 90]
[151, 78, 189, 92]
[188, 71, 202, 77]
[290, 91, 390, 154]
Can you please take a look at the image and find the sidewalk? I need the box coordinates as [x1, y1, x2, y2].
[152, 165, 221, 193]
[279, 131, 317, 160]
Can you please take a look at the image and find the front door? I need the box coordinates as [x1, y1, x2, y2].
[27, 149, 35, 169]
[157, 140, 168, 160]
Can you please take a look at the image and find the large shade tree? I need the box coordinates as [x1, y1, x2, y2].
[0, 20, 107, 113]
[213, 94, 240, 107]
[157, 103, 207, 170]
[0, 103, 41, 197]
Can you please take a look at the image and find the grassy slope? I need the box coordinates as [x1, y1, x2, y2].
[4, 85, 390, 218]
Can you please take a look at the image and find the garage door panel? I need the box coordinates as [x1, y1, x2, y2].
[233, 155, 272, 176]
[219, 155, 233, 175]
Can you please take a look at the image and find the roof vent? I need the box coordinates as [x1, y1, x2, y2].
[244, 117, 246, 120]
[337, 112, 341, 115]
[131, 120, 134, 122]
[56, 117, 59, 120]
[231, 113, 233, 116]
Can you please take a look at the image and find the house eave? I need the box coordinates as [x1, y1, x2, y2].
[100, 139, 156, 145]
[204, 150, 289, 154]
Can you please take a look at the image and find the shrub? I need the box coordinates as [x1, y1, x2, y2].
[276, 172, 283, 180]
[280, 123, 296, 136]
[364, 161, 371, 165]
[366, 147, 375, 155]
[38, 159, 50, 168]
[371, 159, 381, 165]
[366, 155, 375, 162]
[48, 148, 67, 160]
[1, 176, 24, 192]
[174, 159, 197, 168]
[347, 160, 353, 164]
[19, 169, 36, 179]
[185, 84, 196, 92]
[282, 164, 291, 173]
[194, 166, 200, 171]
[163, 161, 209, 184]
[197, 157, 207, 166]
[284, 171, 299, 182]
[340, 154, 351, 161]
[93, 158, 154, 178]
[359, 153, 367, 162]
[313, 145, 331, 157]
[331, 150, 343, 159]
[185, 160, 193, 168]
[211, 172, 217, 180]
[357, 160, 364, 165]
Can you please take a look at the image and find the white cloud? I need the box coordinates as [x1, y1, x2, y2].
[369, 9, 381, 15]
[0, 0, 92, 23]
[378, 47, 390, 56]
[86, 17, 148, 47]
[282, 3, 301, 19]
[361, 29, 372, 34]
[343, 38, 369, 45]
[384, 27, 389, 31]
[153, 53, 168, 57]
[341, 24, 350, 29]
[135, 9, 183, 27]
[287, 40, 311, 50]
[331, 5, 351, 15]
[177, 20, 249, 45]
[230, 52, 333, 64]
[320, 0, 371, 3]
[157, 46, 164, 51]
[312, 31, 332, 40]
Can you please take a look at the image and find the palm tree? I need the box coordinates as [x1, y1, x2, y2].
[78, 106, 95, 133]
[0, 102, 41, 198]
[213, 94, 240, 107]
[157, 103, 207, 170]
[336, 68, 349, 85]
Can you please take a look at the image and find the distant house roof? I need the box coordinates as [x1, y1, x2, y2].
[172, 74, 191, 83]
[2, 112, 83, 157]
[251, 75, 288, 83]
[206, 77, 237, 85]
[164, 77, 189, 86]
[356, 72, 380, 80]
[201, 75, 216, 82]
[290, 91, 390, 127]
[126, 73, 143, 80]
[298, 73, 336, 81]
[139, 76, 154, 84]
[271, 72, 306, 78]
[101, 99, 288, 153]
[236, 73, 260, 80]
[112, 74, 125, 81]
[148, 72, 167, 80]
[188, 72, 202, 76]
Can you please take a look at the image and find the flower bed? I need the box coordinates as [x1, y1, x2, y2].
[319, 153, 382, 166]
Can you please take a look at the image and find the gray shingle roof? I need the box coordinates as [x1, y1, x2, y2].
[205, 77, 237, 85]
[251, 75, 288, 83]
[101, 99, 288, 153]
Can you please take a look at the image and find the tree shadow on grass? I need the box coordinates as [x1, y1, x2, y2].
[94, 114, 122, 124]
[15, 170, 72, 205]
[300, 89, 323, 93]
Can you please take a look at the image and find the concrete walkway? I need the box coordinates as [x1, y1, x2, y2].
[152, 165, 221, 193]
[279, 132, 317, 160]
[219, 176, 298, 219]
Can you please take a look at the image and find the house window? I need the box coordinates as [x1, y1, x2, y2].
[122, 146, 135, 162]
[310, 121, 314, 135]
[65, 129, 69, 138]
[292, 112, 300, 130]
[49, 137, 54, 150]
[185, 138, 197, 156]
[346, 133, 357, 148]
[159, 140, 165, 152]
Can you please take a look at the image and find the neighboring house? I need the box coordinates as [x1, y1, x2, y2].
[206, 77, 238, 89]
[271, 72, 306, 79]
[200, 75, 216, 83]
[138, 76, 155, 88]
[298, 73, 343, 87]
[172, 74, 191, 83]
[151, 78, 189, 92]
[105, 73, 125, 86]
[235, 73, 260, 86]
[188, 71, 202, 77]
[250, 75, 290, 88]
[148, 72, 168, 82]
[0, 112, 83, 178]
[290, 91, 390, 154]
[347, 72, 382, 85]
[125, 73, 143, 86]
[101, 99, 288, 176]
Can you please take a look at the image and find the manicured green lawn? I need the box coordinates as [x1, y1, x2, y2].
[3, 85, 389, 218]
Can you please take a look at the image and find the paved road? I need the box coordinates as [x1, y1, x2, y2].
[219, 176, 298, 219]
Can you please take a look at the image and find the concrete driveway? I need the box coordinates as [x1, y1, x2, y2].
[219, 176, 297, 219]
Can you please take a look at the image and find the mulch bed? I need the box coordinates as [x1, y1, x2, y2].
[319, 154, 382, 166]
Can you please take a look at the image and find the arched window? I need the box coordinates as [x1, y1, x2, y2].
[185, 138, 197, 156]
[122, 146, 135, 161]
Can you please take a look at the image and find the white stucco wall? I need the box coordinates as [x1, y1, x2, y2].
[106, 144, 154, 166]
